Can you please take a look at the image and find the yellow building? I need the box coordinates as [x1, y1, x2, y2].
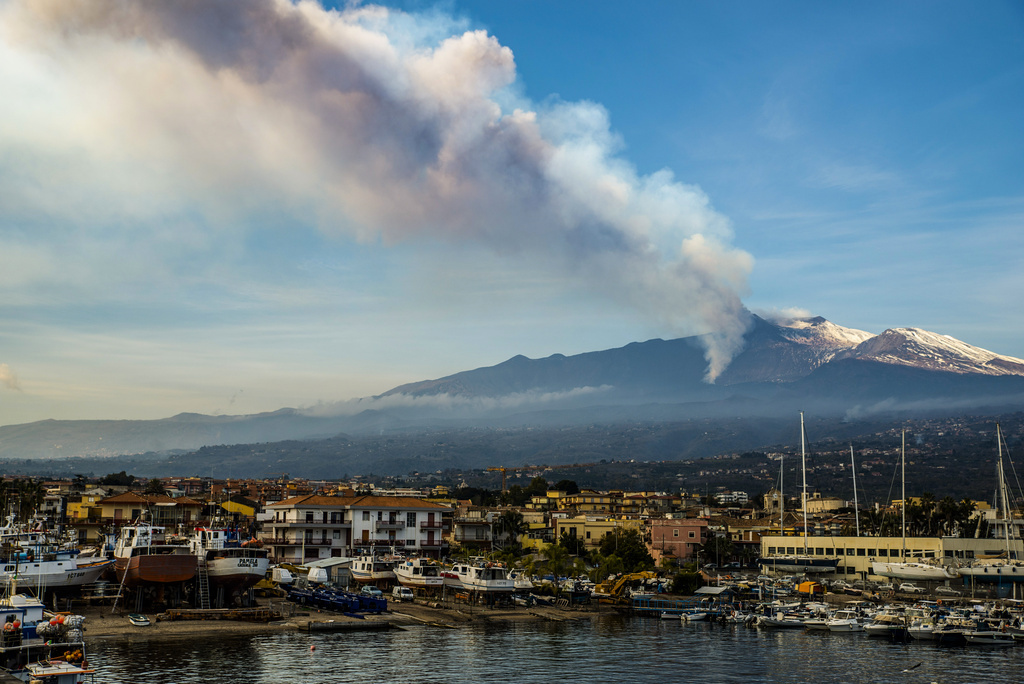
[553, 515, 644, 552]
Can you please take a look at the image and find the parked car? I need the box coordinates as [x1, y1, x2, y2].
[360, 585, 384, 598]
[899, 583, 926, 594]
[392, 586, 415, 602]
[935, 586, 963, 596]
[877, 583, 895, 592]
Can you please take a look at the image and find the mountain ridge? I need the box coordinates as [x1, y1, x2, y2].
[3, 314, 1024, 459]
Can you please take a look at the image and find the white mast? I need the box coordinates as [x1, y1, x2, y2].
[998, 424, 1012, 558]
[851, 444, 860, 538]
[780, 452, 784, 536]
[901, 430, 906, 561]
[801, 411, 808, 553]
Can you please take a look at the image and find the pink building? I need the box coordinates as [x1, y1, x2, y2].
[649, 517, 708, 565]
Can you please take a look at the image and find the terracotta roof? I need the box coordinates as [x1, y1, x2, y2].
[98, 492, 204, 506]
[269, 494, 451, 510]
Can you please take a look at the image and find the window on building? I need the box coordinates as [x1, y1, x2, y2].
[688, 531, 695, 539]
[586, 531, 591, 539]
[306, 512, 314, 523]
[847, 548, 855, 556]
[407, 512, 417, 527]
[333, 530, 341, 540]
[377, 511, 383, 521]
[362, 511, 370, 521]
[767, 547, 776, 554]
[330, 512, 341, 524]
[857, 548, 866, 556]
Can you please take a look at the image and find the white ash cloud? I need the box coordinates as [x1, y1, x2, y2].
[1, 0, 753, 379]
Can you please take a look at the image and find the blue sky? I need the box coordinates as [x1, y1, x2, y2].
[0, 0, 1022, 425]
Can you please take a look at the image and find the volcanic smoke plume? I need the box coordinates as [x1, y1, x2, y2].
[1, 0, 753, 378]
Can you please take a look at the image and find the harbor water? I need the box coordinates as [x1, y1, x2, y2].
[89, 615, 1023, 683]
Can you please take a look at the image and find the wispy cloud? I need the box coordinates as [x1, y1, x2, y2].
[301, 384, 613, 417]
[0, 364, 20, 391]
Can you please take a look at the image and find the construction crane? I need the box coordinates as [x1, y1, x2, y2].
[486, 462, 600, 492]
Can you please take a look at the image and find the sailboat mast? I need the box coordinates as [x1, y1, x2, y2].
[901, 430, 906, 561]
[998, 424, 1012, 557]
[851, 444, 860, 537]
[801, 411, 808, 553]
[779, 454, 784, 536]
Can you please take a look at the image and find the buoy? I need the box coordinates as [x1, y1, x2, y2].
[310, 645, 315, 651]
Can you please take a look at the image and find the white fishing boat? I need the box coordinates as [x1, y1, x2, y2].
[680, 611, 708, 622]
[451, 561, 514, 593]
[864, 611, 908, 639]
[0, 583, 94, 683]
[0, 549, 112, 593]
[758, 612, 806, 629]
[965, 626, 1016, 646]
[393, 557, 443, 590]
[508, 570, 534, 591]
[188, 528, 270, 596]
[827, 609, 866, 632]
[350, 556, 398, 585]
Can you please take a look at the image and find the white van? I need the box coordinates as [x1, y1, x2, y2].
[392, 586, 415, 602]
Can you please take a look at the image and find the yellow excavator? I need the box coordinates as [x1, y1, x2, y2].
[592, 571, 659, 605]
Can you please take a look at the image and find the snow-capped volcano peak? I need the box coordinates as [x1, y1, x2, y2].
[774, 315, 875, 349]
[840, 327, 1024, 376]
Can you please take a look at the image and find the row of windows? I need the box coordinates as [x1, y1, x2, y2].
[288, 511, 430, 524]
[766, 546, 936, 558]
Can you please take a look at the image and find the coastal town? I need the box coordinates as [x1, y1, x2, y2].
[0, 426, 1019, 682]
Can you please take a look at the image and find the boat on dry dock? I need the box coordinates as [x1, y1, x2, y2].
[448, 560, 514, 594]
[188, 528, 269, 599]
[112, 521, 196, 587]
[350, 555, 397, 585]
[393, 557, 443, 591]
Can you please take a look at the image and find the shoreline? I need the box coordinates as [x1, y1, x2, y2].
[78, 598, 602, 641]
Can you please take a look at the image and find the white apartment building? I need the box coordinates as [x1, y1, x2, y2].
[262, 495, 452, 564]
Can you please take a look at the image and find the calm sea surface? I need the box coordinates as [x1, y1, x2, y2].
[88, 616, 1024, 683]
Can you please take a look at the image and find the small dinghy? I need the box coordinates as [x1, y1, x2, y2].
[128, 613, 151, 627]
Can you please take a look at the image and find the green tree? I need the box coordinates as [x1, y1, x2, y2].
[541, 543, 572, 590]
[559, 530, 586, 556]
[553, 479, 580, 495]
[144, 478, 168, 496]
[494, 510, 528, 553]
[598, 528, 653, 573]
[99, 471, 136, 487]
[670, 570, 704, 595]
[699, 533, 734, 567]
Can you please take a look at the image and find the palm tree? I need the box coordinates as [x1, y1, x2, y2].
[494, 510, 528, 553]
[541, 543, 572, 592]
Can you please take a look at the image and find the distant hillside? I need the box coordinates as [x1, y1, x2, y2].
[3, 314, 1024, 461]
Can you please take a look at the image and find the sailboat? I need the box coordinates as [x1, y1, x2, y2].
[757, 413, 839, 574]
[958, 424, 1024, 584]
[871, 431, 959, 581]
